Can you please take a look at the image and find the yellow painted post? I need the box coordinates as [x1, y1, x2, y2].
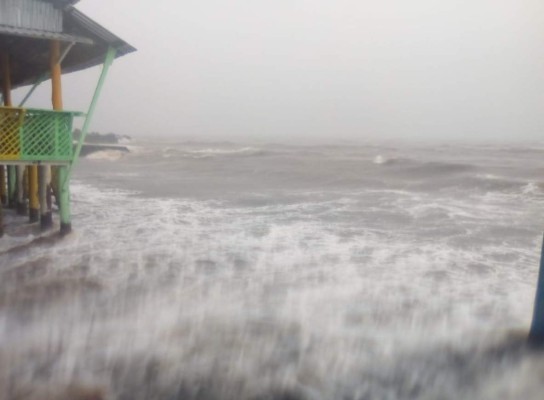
[50, 40, 72, 234]
[28, 166, 39, 222]
[38, 40, 64, 230]
[0, 66, 5, 203]
[1, 53, 10, 235]
[15, 84, 26, 215]
[51, 41, 63, 110]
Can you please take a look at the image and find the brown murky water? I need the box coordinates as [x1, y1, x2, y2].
[1, 141, 544, 399]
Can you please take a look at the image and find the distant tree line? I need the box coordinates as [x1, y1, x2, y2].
[73, 128, 131, 144]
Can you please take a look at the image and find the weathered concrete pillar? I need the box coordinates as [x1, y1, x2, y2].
[7, 166, 16, 208]
[0, 167, 3, 238]
[58, 166, 71, 235]
[38, 165, 52, 230]
[16, 166, 27, 215]
[0, 166, 6, 205]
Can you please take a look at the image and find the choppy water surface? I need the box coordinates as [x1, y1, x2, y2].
[1, 141, 544, 399]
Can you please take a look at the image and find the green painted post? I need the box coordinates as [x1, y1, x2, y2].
[69, 46, 116, 178]
[55, 46, 116, 235]
[530, 234, 544, 345]
[58, 165, 71, 235]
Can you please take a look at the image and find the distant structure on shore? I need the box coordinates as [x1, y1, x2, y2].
[75, 130, 131, 158]
[73, 129, 131, 145]
[0, 0, 135, 236]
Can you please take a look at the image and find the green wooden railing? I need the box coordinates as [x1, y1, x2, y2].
[0, 107, 83, 163]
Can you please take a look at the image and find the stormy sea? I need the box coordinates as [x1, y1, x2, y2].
[1, 140, 543, 400]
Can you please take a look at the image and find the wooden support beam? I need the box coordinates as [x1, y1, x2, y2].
[1, 53, 11, 235]
[28, 166, 39, 223]
[50, 40, 72, 234]
[1, 52, 12, 107]
[51, 40, 63, 110]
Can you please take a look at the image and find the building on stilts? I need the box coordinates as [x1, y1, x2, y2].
[0, 0, 135, 236]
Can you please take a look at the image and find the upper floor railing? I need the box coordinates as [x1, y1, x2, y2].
[0, 106, 83, 164]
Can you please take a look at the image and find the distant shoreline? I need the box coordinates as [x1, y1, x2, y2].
[73, 131, 131, 157]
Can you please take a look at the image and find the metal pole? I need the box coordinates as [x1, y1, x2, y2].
[530, 234, 544, 344]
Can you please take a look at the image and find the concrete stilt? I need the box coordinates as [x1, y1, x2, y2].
[58, 166, 71, 235]
[28, 165, 39, 222]
[0, 166, 3, 237]
[7, 166, 16, 208]
[16, 166, 27, 215]
[49, 40, 63, 233]
[0, 166, 6, 205]
[38, 165, 52, 230]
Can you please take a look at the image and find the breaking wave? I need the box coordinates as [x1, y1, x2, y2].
[187, 147, 269, 158]
[84, 149, 127, 161]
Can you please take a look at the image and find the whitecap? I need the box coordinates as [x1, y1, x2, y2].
[85, 149, 126, 161]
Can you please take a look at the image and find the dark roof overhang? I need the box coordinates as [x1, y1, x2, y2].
[0, 3, 135, 89]
[43, 0, 80, 9]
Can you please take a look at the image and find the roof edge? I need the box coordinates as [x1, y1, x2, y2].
[65, 7, 136, 56]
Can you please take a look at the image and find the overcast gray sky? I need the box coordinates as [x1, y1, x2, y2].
[14, 0, 544, 142]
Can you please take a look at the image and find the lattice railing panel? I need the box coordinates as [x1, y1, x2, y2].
[21, 109, 73, 161]
[0, 107, 25, 160]
[0, 107, 76, 162]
